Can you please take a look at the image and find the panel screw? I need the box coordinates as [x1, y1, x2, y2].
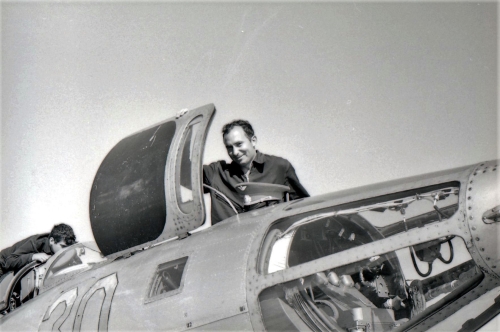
[486, 257, 490, 260]
[476, 237, 480, 241]
[240, 306, 246, 312]
[471, 226, 476, 230]
[187, 322, 192, 328]
[481, 248, 485, 251]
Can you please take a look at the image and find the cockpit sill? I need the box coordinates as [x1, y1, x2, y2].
[281, 162, 474, 213]
[109, 160, 475, 261]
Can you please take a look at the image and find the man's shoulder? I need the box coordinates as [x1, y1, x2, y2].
[259, 152, 291, 166]
[204, 160, 233, 175]
[205, 159, 230, 169]
[35, 233, 50, 241]
[1, 233, 47, 254]
[21, 233, 48, 247]
[18, 233, 47, 245]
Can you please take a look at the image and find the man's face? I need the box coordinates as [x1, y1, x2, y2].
[49, 237, 69, 254]
[223, 126, 257, 169]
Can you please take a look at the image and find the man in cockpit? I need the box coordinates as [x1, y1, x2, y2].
[203, 120, 309, 225]
[0, 223, 76, 278]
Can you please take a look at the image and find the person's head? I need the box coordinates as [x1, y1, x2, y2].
[49, 223, 76, 254]
[222, 120, 257, 170]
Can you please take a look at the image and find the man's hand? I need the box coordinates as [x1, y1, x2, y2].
[32, 253, 51, 263]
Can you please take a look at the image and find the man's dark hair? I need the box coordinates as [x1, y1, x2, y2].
[49, 223, 76, 245]
[222, 120, 255, 140]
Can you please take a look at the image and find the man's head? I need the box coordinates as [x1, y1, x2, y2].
[222, 120, 257, 170]
[49, 223, 76, 254]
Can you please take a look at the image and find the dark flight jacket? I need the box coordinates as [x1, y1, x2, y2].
[0, 233, 51, 276]
[203, 151, 309, 225]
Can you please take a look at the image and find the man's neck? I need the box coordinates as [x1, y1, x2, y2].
[240, 164, 251, 176]
[239, 155, 256, 177]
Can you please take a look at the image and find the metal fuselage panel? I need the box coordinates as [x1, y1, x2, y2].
[240, 160, 500, 331]
[465, 161, 500, 277]
[0, 215, 261, 331]
[106, 218, 261, 331]
[1, 161, 499, 331]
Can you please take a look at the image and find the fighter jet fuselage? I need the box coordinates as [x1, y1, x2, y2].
[1, 104, 498, 331]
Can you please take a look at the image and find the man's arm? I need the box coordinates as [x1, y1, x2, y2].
[202, 164, 212, 193]
[32, 253, 51, 263]
[285, 162, 310, 200]
[3, 241, 49, 271]
[3, 251, 35, 271]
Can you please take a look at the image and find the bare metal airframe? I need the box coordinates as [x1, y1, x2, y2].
[0, 104, 499, 331]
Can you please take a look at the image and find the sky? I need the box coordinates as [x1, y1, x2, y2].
[1, 1, 498, 329]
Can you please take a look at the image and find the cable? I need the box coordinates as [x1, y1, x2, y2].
[203, 184, 239, 215]
[437, 239, 454, 264]
[410, 246, 433, 277]
[314, 299, 340, 321]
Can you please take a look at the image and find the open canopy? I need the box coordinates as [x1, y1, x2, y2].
[89, 104, 215, 257]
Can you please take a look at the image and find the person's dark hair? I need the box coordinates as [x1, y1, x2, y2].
[50, 223, 76, 245]
[222, 120, 255, 140]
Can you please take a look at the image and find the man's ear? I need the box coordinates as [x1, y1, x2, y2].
[49, 237, 55, 245]
[251, 136, 257, 147]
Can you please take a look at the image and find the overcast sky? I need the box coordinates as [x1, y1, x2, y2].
[1, 1, 498, 327]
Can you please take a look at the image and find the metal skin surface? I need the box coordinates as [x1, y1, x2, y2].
[244, 162, 500, 332]
[0, 104, 499, 331]
[1, 218, 259, 331]
[466, 161, 500, 277]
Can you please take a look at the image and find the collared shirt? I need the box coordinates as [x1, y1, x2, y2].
[203, 151, 309, 225]
[0, 233, 51, 273]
